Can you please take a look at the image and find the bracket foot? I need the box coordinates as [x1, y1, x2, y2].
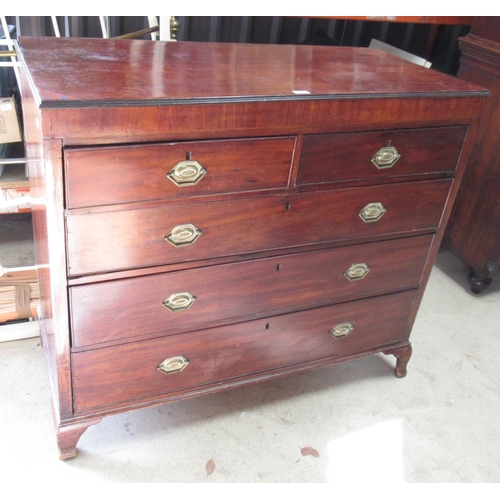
[57, 418, 102, 460]
[383, 344, 412, 378]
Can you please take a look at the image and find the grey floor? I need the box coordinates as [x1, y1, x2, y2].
[1, 216, 499, 483]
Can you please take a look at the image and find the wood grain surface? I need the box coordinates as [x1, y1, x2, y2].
[72, 290, 417, 413]
[66, 180, 450, 275]
[70, 235, 432, 348]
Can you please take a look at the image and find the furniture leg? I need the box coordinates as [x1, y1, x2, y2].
[468, 270, 492, 294]
[383, 344, 412, 378]
[57, 418, 102, 460]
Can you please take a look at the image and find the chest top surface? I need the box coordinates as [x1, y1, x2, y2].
[17, 36, 487, 108]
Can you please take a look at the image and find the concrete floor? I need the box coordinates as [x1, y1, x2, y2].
[0, 244, 499, 484]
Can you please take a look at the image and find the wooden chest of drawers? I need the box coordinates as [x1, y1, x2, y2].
[16, 37, 487, 459]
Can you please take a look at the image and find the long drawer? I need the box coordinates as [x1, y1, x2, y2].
[297, 126, 467, 185]
[70, 234, 432, 348]
[65, 136, 295, 208]
[72, 290, 417, 413]
[66, 179, 450, 275]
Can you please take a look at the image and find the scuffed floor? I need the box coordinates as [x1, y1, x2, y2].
[0, 249, 499, 484]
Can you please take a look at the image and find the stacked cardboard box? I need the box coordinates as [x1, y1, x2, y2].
[0, 96, 22, 146]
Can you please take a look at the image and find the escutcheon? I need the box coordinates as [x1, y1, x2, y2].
[157, 355, 190, 375]
[163, 292, 197, 312]
[359, 202, 387, 223]
[371, 144, 401, 169]
[167, 160, 207, 186]
[330, 322, 354, 338]
[344, 263, 370, 281]
[165, 223, 202, 247]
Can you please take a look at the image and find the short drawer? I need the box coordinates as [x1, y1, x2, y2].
[64, 136, 295, 208]
[72, 289, 417, 413]
[66, 180, 450, 275]
[70, 234, 432, 347]
[297, 127, 467, 185]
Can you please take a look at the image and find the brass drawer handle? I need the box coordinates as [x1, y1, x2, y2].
[344, 263, 370, 281]
[167, 160, 207, 186]
[359, 202, 387, 223]
[330, 322, 354, 338]
[165, 223, 202, 247]
[163, 292, 197, 312]
[371, 143, 401, 169]
[158, 355, 190, 375]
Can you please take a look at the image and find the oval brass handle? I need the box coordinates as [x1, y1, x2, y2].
[165, 223, 202, 247]
[163, 292, 197, 312]
[330, 322, 354, 338]
[371, 145, 401, 169]
[344, 263, 370, 281]
[359, 202, 387, 223]
[167, 160, 207, 186]
[158, 355, 190, 375]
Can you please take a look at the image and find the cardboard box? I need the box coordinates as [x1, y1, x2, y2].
[0, 96, 22, 144]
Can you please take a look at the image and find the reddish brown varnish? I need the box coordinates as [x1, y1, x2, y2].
[16, 36, 488, 460]
[443, 17, 500, 293]
[66, 180, 451, 276]
[70, 235, 433, 348]
[72, 290, 418, 413]
[65, 137, 296, 208]
[298, 126, 467, 185]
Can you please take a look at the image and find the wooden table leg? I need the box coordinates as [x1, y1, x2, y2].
[57, 418, 102, 460]
[383, 344, 412, 378]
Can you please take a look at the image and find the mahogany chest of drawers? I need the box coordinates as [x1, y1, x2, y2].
[16, 37, 487, 459]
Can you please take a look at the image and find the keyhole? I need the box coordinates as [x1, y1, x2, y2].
[276, 264, 282, 271]
[265, 323, 270, 330]
[186, 151, 192, 160]
[285, 202, 291, 211]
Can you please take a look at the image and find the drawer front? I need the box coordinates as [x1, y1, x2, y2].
[72, 290, 417, 413]
[66, 180, 450, 275]
[65, 137, 295, 208]
[297, 127, 467, 185]
[71, 234, 432, 347]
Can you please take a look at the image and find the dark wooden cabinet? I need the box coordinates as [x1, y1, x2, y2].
[443, 17, 500, 293]
[16, 37, 487, 459]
